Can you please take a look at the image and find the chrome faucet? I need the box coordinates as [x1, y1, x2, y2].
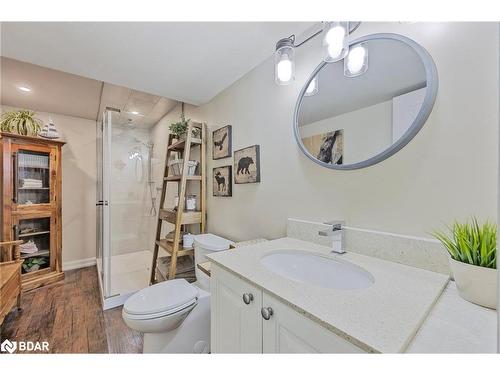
[318, 220, 345, 254]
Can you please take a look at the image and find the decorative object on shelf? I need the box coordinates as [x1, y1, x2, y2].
[19, 240, 39, 254]
[169, 158, 198, 176]
[433, 217, 497, 309]
[183, 233, 194, 249]
[213, 165, 232, 197]
[22, 256, 48, 273]
[39, 116, 60, 139]
[274, 22, 361, 85]
[212, 125, 232, 159]
[169, 112, 201, 140]
[186, 195, 197, 211]
[234, 145, 260, 184]
[0, 110, 42, 136]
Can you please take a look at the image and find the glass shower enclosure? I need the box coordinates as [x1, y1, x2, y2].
[96, 108, 157, 310]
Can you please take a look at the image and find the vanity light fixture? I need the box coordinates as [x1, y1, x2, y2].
[274, 22, 361, 86]
[322, 22, 349, 62]
[344, 43, 369, 77]
[275, 37, 296, 85]
[304, 75, 319, 96]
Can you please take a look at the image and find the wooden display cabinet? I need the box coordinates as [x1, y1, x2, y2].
[1, 132, 65, 291]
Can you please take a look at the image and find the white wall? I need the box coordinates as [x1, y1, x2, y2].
[177, 22, 498, 241]
[1, 105, 96, 263]
[300, 99, 393, 164]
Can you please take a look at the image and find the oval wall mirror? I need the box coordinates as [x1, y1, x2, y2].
[294, 33, 438, 170]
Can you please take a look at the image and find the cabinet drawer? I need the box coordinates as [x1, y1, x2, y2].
[210, 264, 262, 353]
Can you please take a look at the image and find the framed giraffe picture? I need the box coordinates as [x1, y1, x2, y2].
[212, 125, 232, 159]
[213, 166, 232, 197]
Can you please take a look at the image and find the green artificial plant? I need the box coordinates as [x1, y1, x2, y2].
[169, 113, 200, 138]
[433, 217, 496, 269]
[0, 110, 43, 136]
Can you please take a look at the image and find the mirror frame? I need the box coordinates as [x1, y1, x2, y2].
[293, 33, 439, 170]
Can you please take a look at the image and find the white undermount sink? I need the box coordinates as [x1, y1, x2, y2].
[260, 251, 374, 290]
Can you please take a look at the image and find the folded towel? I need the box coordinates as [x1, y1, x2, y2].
[19, 240, 39, 254]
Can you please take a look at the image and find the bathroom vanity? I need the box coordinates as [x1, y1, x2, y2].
[208, 237, 451, 353]
[211, 261, 365, 353]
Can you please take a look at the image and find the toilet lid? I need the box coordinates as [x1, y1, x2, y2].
[124, 279, 198, 316]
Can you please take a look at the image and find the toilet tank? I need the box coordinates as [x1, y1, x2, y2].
[193, 234, 233, 291]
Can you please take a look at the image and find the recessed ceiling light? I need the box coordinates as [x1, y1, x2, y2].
[18, 86, 32, 93]
[130, 111, 140, 115]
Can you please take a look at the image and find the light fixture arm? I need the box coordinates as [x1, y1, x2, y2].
[284, 21, 361, 49]
[291, 28, 323, 48]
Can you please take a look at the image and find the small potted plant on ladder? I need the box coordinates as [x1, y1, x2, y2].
[433, 217, 497, 309]
[169, 113, 200, 143]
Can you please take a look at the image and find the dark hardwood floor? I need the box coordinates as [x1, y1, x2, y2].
[0, 266, 143, 353]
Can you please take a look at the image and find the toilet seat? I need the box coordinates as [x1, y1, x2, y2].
[123, 279, 198, 320]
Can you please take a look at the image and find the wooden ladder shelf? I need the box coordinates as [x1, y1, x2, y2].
[150, 121, 206, 284]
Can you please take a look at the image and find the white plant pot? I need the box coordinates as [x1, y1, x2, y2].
[449, 258, 497, 309]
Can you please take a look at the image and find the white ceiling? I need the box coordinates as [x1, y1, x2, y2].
[1, 22, 314, 105]
[299, 39, 427, 126]
[1, 56, 103, 119]
[1, 56, 178, 126]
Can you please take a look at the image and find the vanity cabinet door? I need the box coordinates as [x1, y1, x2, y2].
[262, 292, 365, 353]
[210, 264, 263, 353]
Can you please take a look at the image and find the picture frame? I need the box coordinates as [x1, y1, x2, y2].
[212, 125, 232, 159]
[212, 165, 232, 197]
[234, 145, 260, 184]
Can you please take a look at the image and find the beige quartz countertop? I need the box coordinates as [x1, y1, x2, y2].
[207, 237, 450, 353]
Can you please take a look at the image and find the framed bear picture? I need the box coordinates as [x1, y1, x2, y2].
[234, 145, 260, 184]
[212, 125, 232, 159]
[213, 166, 232, 197]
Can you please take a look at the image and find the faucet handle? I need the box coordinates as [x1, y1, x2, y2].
[323, 220, 345, 229]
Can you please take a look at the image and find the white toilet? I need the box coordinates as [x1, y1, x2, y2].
[122, 234, 232, 353]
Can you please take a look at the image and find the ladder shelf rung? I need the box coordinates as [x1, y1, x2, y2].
[164, 175, 202, 181]
[156, 239, 194, 256]
[167, 138, 202, 151]
[159, 208, 202, 225]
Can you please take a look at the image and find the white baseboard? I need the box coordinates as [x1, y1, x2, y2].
[62, 257, 96, 271]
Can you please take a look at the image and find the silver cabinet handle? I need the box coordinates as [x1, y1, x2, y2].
[261, 307, 274, 320]
[242, 293, 254, 305]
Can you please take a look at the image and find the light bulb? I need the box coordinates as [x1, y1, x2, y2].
[322, 22, 349, 62]
[277, 55, 293, 83]
[304, 75, 318, 96]
[275, 39, 295, 85]
[344, 43, 368, 77]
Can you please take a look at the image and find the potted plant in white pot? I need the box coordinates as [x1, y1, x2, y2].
[433, 217, 497, 309]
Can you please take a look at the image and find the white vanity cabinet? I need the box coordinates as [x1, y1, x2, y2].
[210, 264, 365, 353]
[210, 263, 263, 353]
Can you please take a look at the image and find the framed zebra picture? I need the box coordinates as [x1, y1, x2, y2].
[212, 125, 232, 159]
[213, 166, 232, 197]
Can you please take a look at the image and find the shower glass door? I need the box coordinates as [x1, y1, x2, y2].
[97, 109, 114, 299]
[97, 107, 156, 309]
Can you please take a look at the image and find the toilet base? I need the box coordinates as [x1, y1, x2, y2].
[142, 289, 210, 353]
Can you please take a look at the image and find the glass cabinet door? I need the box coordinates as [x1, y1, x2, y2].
[15, 216, 53, 275]
[13, 148, 52, 206]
